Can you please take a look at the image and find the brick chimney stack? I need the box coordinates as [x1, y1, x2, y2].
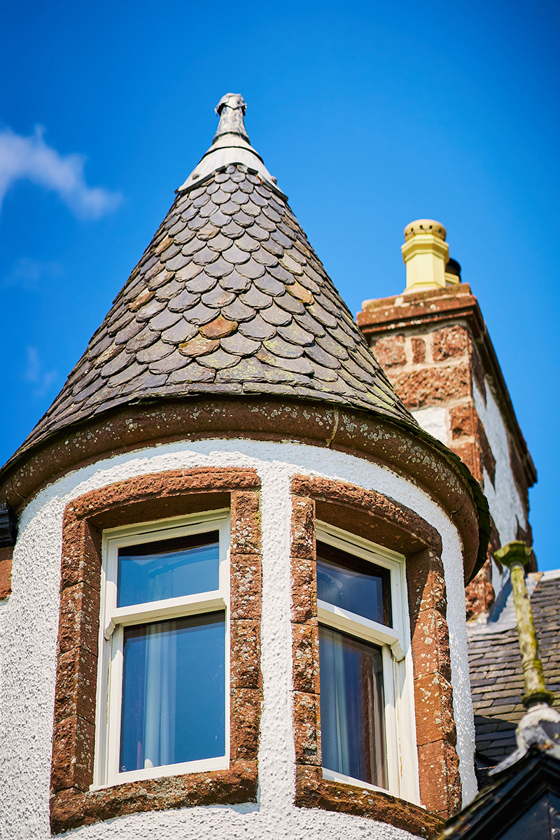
[357, 221, 536, 620]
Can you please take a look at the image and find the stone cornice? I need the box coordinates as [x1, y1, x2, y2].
[0, 396, 488, 583]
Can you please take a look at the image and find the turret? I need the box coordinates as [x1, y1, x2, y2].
[0, 97, 488, 839]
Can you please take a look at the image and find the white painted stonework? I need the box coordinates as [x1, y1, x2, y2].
[473, 380, 528, 598]
[0, 439, 477, 839]
[411, 406, 450, 447]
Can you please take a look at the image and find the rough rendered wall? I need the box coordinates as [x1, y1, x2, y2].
[0, 439, 476, 839]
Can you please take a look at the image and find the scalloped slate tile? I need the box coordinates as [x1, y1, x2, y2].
[220, 333, 260, 356]
[240, 287, 273, 311]
[259, 302, 291, 326]
[187, 273, 220, 293]
[197, 347, 239, 370]
[220, 270, 251, 292]
[168, 289, 201, 312]
[161, 319, 198, 345]
[168, 362, 214, 384]
[221, 298, 255, 323]
[238, 313, 276, 341]
[202, 287, 236, 309]
[263, 336, 303, 359]
[156, 279, 186, 301]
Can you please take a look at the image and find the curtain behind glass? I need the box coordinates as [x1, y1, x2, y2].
[319, 626, 386, 787]
[120, 612, 225, 772]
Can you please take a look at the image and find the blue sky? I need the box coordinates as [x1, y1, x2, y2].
[1, 0, 558, 567]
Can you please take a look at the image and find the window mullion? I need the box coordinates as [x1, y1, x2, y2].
[317, 600, 401, 649]
[381, 645, 400, 795]
[111, 593, 226, 630]
[107, 625, 124, 784]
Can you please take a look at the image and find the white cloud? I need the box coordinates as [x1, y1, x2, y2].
[0, 125, 121, 219]
[2, 257, 64, 291]
[24, 346, 58, 398]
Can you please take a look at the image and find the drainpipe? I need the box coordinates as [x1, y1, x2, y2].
[494, 540, 554, 708]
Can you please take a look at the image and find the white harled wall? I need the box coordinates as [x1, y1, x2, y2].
[472, 381, 528, 598]
[0, 439, 477, 839]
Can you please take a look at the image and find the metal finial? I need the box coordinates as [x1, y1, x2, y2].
[179, 94, 282, 195]
[495, 541, 554, 708]
[213, 93, 249, 144]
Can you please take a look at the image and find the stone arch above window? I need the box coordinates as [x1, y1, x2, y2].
[290, 475, 459, 837]
[50, 468, 262, 834]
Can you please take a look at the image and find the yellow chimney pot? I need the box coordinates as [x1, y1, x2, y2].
[401, 219, 450, 293]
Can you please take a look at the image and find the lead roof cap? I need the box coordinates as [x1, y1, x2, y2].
[179, 93, 281, 195]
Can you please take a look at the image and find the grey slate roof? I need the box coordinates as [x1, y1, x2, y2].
[16, 161, 416, 459]
[469, 572, 560, 766]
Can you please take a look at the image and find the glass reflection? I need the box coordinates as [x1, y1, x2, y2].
[317, 541, 391, 626]
[118, 531, 219, 607]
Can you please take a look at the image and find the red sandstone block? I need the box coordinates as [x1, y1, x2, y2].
[432, 325, 469, 361]
[449, 403, 475, 439]
[411, 610, 452, 682]
[55, 647, 98, 724]
[60, 520, 102, 592]
[293, 691, 320, 765]
[230, 688, 260, 760]
[58, 583, 100, 655]
[292, 622, 320, 694]
[291, 496, 315, 559]
[417, 740, 461, 817]
[230, 554, 262, 620]
[449, 441, 482, 483]
[0, 546, 12, 599]
[51, 715, 95, 792]
[291, 556, 317, 623]
[406, 549, 447, 617]
[414, 673, 456, 747]
[295, 765, 444, 837]
[51, 763, 259, 834]
[230, 620, 261, 689]
[230, 491, 261, 555]
[371, 334, 406, 368]
[465, 560, 495, 620]
[411, 337, 426, 365]
[390, 363, 470, 410]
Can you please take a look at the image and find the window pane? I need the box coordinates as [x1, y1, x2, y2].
[317, 541, 391, 626]
[118, 531, 219, 607]
[120, 612, 225, 772]
[319, 625, 386, 788]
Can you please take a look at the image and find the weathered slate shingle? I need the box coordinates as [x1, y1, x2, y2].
[16, 161, 416, 458]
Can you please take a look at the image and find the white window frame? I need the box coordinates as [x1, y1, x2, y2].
[93, 509, 230, 789]
[316, 521, 420, 805]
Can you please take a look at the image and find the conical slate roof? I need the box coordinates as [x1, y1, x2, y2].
[18, 96, 416, 457]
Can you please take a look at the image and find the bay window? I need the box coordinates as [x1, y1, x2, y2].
[316, 523, 417, 800]
[95, 510, 230, 787]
